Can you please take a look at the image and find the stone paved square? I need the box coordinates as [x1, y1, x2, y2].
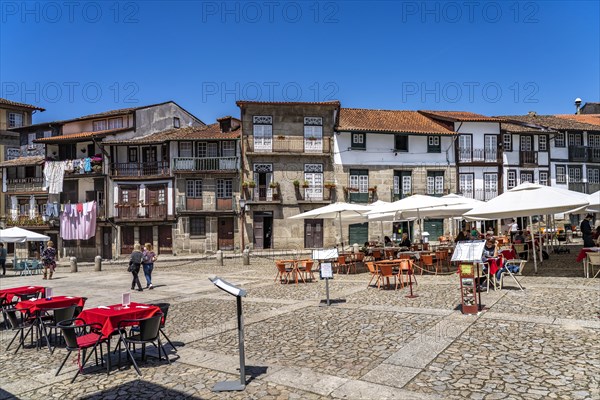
[0, 252, 598, 399]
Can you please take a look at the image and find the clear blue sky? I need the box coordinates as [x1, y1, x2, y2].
[1, 1, 598, 124]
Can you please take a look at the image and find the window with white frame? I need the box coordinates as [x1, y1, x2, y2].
[539, 171, 549, 186]
[484, 173, 498, 199]
[428, 136, 441, 153]
[93, 120, 107, 131]
[589, 134, 600, 148]
[427, 171, 444, 195]
[458, 135, 472, 161]
[393, 172, 412, 196]
[349, 169, 368, 192]
[555, 165, 566, 183]
[186, 179, 203, 198]
[520, 136, 533, 151]
[538, 135, 548, 151]
[567, 166, 582, 183]
[8, 112, 23, 128]
[253, 116, 272, 150]
[459, 174, 474, 198]
[588, 167, 600, 184]
[108, 117, 123, 129]
[554, 132, 565, 147]
[503, 133, 512, 151]
[179, 142, 193, 157]
[568, 133, 582, 146]
[304, 164, 323, 200]
[520, 171, 534, 183]
[198, 142, 218, 157]
[222, 141, 236, 157]
[507, 170, 517, 189]
[351, 133, 366, 149]
[217, 179, 233, 198]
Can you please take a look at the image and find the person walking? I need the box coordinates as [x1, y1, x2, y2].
[129, 243, 144, 291]
[581, 214, 595, 248]
[0, 243, 7, 275]
[509, 219, 519, 242]
[142, 243, 157, 290]
[41, 241, 57, 280]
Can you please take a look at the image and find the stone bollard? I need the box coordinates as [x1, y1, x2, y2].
[216, 250, 223, 266]
[70, 257, 77, 273]
[94, 255, 102, 271]
[243, 249, 250, 265]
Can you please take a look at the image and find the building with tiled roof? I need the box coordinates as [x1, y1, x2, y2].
[337, 108, 454, 135]
[498, 113, 600, 199]
[418, 110, 504, 123]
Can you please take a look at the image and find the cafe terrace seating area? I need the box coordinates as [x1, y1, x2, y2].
[0, 285, 175, 383]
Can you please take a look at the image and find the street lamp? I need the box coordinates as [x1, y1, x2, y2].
[239, 198, 246, 250]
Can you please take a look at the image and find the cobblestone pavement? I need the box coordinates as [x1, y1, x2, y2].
[0, 249, 598, 399]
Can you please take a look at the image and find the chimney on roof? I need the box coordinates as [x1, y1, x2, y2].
[219, 117, 231, 133]
[575, 98, 582, 114]
[528, 111, 537, 117]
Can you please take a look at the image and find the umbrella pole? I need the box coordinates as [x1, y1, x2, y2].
[538, 221, 543, 263]
[529, 215, 538, 273]
[338, 212, 343, 251]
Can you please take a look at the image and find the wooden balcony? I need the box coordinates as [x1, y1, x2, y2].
[568, 146, 600, 163]
[176, 197, 204, 212]
[110, 161, 170, 177]
[519, 151, 538, 166]
[458, 148, 499, 163]
[6, 215, 48, 227]
[245, 136, 331, 154]
[568, 182, 600, 194]
[114, 204, 168, 220]
[6, 177, 44, 192]
[172, 157, 239, 173]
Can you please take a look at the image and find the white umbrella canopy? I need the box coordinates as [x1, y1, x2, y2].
[463, 183, 590, 220]
[401, 194, 484, 219]
[288, 202, 371, 249]
[367, 194, 467, 218]
[0, 227, 50, 243]
[587, 190, 600, 212]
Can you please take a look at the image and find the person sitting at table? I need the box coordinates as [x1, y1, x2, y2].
[480, 237, 501, 286]
[513, 230, 526, 244]
[398, 232, 411, 248]
[384, 236, 393, 247]
[455, 228, 469, 242]
[41, 241, 57, 280]
[470, 227, 481, 239]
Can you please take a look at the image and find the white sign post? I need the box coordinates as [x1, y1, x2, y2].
[313, 248, 345, 307]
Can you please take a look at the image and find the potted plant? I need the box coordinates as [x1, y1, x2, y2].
[324, 181, 336, 189]
[269, 181, 279, 189]
[302, 180, 310, 188]
[277, 135, 286, 140]
[293, 180, 300, 188]
[344, 186, 358, 192]
[241, 181, 249, 188]
[368, 185, 378, 192]
[248, 180, 256, 188]
[307, 136, 317, 141]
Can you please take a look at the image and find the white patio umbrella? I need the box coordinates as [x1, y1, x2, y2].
[288, 202, 371, 250]
[586, 190, 600, 212]
[464, 182, 589, 272]
[0, 227, 50, 268]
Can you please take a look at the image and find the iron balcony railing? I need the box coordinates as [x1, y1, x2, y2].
[6, 177, 44, 192]
[245, 135, 331, 154]
[110, 161, 170, 177]
[172, 157, 239, 172]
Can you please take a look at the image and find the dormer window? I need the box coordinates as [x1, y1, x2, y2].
[8, 112, 23, 128]
[174, 117, 180, 128]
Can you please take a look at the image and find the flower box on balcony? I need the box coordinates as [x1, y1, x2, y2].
[269, 182, 279, 189]
[344, 186, 359, 193]
[324, 182, 336, 189]
[302, 180, 310, 188]
[368, 186, 377, 192]
[277, 135, 286, 140]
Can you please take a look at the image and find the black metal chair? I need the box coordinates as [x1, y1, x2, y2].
[5, 307, 37, 354]
[118, 313, 168, 376]
[41, 305, 77, 353]
[55, 318, 109, 383]
[149, 303, 177, 353]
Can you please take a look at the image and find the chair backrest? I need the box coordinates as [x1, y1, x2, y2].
[276, 263, 287, 273]
[513, 244, 526, 253]
[379, 264, 393, 277]
[365, 261, 376, 274]
[385, 249, 395, 259]
[149, 303, 170, 328]
[588, 252, 600, 265]
[372, 250, 381, 259]
[399, 260, 412, 271]
[435, 251, 447, 260]
[53, 305, 77, 325]
[19, 293, 39, 301]
[354, 253, 364, 262]
[139, 313, 162, 341]
[337, 255, 346, 264]
[303, 261, 313, 272]
[422, 255, 434, 264]
[5, 309, 21, 329]
[398, 253, 411, 260]
[57, 319, 80, 350]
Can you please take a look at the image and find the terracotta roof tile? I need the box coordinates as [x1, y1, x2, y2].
[237, 100, 340, 107]
[555, 114, 600, 127]
[499, 114, 600, 131]
[102, 120, 241, 145]
[0, 98, 45, 111]
[34, 127, 130, 143]
[418, 110, 503, 122]
[336, 108, 455, 135]
[0, 156, 45, 168]
[500, 122, 556, 133]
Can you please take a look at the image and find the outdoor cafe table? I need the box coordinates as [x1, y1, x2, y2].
[277, 259, 309, 285]
[576, 247, 600, 278]
[77, 302, 161, 338]
[15, 296, 86, 351]
[0, 285, 45, 302]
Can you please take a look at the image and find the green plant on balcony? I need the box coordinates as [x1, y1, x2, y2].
[92, 165, 102, 173]
[269, 181, 279, 189]
[293, 180, 300, 188]
[277, 135, 286, 140]
[247, 180, 256, 188]
[302, 180, 310, 188]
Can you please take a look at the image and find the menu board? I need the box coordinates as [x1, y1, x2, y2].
[312, 248, 339, 261]
[451, 240, 486, 262]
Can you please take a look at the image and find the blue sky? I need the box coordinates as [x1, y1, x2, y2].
[1, 1, 598, 124]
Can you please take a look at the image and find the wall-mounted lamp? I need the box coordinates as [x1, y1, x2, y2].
[81, 148, 86, 153]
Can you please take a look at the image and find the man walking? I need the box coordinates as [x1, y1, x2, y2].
[0, 243, 7, 275]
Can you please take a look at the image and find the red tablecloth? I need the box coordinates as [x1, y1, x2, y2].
[500, 249, 518, 260]
[77, 302, 161, 338]
[487, 257, 503, 275]
[15, 296, 85, 314]
[0, 286, 45, 302]
[577, 248, 600, 262]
